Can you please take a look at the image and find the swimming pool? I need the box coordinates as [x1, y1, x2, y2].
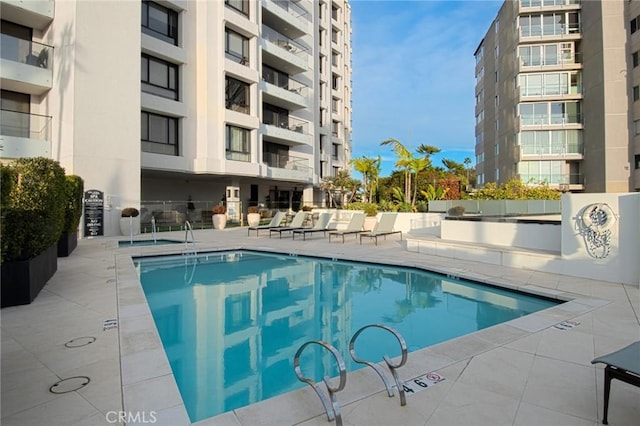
[118, 239, 183, 247]
[136, 250, 558, 422]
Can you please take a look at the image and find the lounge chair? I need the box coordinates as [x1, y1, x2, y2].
[292, 212, 333, 240]
[248, 211, 285, 236]
[269, 211, 308, 238]
[328, 212, 367, 243]
[359, 212, 402, 245]
[591, 341, 640, 424]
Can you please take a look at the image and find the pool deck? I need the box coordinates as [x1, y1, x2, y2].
[2, 227, 639, 426]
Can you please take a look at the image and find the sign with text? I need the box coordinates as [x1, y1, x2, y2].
[84, 189, 104, 237]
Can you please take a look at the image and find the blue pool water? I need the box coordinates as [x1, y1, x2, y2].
[136, 251, 558, 422]
[118, 239, 182, 247]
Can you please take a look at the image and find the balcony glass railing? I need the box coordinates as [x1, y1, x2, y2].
[520, 24, 581, 38]
[0, 34, 53, 70]
[264, 116, 309, 134]
[262, 26, 308, 57]
[0, 109, 52, 140]
[520, 173, 583, 185]
[519, 51, 582, 67]
[263, 152, 309, 171]
[521, 141, 582, 155]
[267, 0, 309, 21]
[263, 75, 309, 97]
[520, 0, 580, 7]
[520, 113, 581, 126]
[519, 84, 582, 97]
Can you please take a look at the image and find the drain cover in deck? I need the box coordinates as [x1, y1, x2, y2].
[49, 376, 90, 394]
[64, 337, 96, 348]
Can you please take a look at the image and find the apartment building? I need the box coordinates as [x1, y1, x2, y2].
[474, 0, 636, 193]
[0, 0, 352, 236]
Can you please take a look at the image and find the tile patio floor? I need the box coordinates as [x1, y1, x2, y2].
[1, 227, 639, 426]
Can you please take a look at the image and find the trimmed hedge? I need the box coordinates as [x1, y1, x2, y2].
[63, 175, 85, 233]
[346, 202, 378, 217]
[1, 158, 67, 263]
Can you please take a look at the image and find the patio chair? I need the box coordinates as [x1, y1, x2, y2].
[359, 212, 402, 246]
[292, 212, 333, 240]
[248, 211, 285, 236]
[591, 341, 640, 424]
[328, 212, 367, 243]
[269, 211, 308, 238]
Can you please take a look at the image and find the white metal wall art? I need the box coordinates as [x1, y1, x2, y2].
[576, 203, 617, 259]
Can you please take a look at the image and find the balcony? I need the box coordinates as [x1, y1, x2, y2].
[518, 24, 581, 42]
[517, 85, 582, 103]
[519, 0, 581, 11]
[261, 0, 309, 39]
[263, 152, 312, 182]
[518, 113, 582, 129]
[518, 52, 582, 72]
[261, 27, 308, 75]
[262, 116, 312, 146]
[1, 34, 53, 95]
[0, 0, 54, 30]
[518, 141, 583, 160]
[519, 172, 583, 187]
[261, 77, 308, 111]
[0, 109, 52, 159]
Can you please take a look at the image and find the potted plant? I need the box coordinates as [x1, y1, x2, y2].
[246, 205, 260, 227]
[120, 207, 140, 236]
[212, 204, 227, 229]
[302, 205, 313, 212]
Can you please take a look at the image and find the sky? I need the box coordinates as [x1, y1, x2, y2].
[349, 0, 502, 177]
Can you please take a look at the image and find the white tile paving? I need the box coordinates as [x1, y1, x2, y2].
[1, 227, 638, 426]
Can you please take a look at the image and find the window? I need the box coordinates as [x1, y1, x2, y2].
[332, 166, 340, 177]
[331, 97, 339, 113]
[141, 54, 179, 100]
[332, 73, 339, 90]
[634, 86, 640, 102]
[226, 28, 249, 65]
[635, 120, 640, 136]
[225, 0, 249, 17]
[495, 143, 500, 155]
[141, 111, 178, 155]
[320, 160, 326, 178]
[331, 28, 339, 44]
[319, 55, 325, 73]
[331, 3, 338, 20]
[332, 143, 339, 159]
[141, 1, 178, 45]
[263, 103, 289, 128]
[331, 51, 339, 67]
[332, 120, 339, 136]
[262, 65, 289, 89]
[226, 125, 250, 161]
[632, 16, 638, 34]
[225, 76, 250, 114]
[320, 135, 326, 154]
[319, 29, 324, 47]
[634, 51, 639, 68]
[1, 89, 30, 138]
[495, 168, 500, 181]
[635, 154, 640, 170]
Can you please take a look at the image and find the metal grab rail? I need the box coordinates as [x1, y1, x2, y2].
[349, 324, 408, 406]
[151, 216, 157, 242]
[183, 221, 198, 256]
[294, 341, 346, 425]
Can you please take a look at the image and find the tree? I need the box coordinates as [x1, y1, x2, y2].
[322, 170, 360, 207]
[350, 156, 379, 203]
[380, 138, 413, 204]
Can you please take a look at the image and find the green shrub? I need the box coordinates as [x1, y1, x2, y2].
[62, 175, 84, 234]
[447, 206, 465, 216]
[1, 157, 66, 263]
[346, 202, 378, 217]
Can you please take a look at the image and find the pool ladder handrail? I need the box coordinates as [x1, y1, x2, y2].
[151, 216, 157, 243]
[294, 340, 346, 426]
[349, 324, 408, 406]
[183, 220, 198, 256]
[294, 325, 408, 424]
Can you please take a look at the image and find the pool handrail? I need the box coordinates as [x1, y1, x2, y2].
[183, 221, 198, 256]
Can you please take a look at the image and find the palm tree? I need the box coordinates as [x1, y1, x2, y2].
[464, 157, 472, 187]
[350, 156, 378, 203]
[380, 138, 413, 203]
[408, 156, 431, 208]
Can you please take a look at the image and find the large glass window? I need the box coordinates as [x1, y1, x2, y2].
[141, 1, 178, 45]
[519, 130, 582, 155]
[518, 160, 564, 184]
[226, 125, 250, 162]
[225, 28, 249, 65]
[141, 54, 179, 100]
[141, 111, 178, 155]
[519, 101, 581, 125]
[1, 89, 30, 138]
[519, 72, 579, 97]
[225, 0, 249, 17]
[226, 76, 250, 114]
[520, 12, 580, 37]
[262, 65, 289, 88]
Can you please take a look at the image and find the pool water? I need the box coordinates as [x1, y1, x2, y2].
[136, 251, 558, 422]
[118, 239, 182, 247]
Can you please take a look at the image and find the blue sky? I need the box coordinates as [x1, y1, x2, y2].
[349, 0, 502, 177]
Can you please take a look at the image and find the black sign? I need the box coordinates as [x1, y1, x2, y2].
[84, 189, 104, 237]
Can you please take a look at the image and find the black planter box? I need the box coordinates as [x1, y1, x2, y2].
[57, 231, 78, 257]
[1, 244, 58, 308]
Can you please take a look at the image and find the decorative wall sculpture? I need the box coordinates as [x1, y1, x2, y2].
[576, 203, 616, 259]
